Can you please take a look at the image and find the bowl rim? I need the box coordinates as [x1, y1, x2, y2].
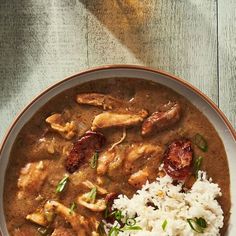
[1, 64, 235, 152]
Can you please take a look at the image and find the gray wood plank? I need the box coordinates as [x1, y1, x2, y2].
[0, 0, 88, 141]
[218, 0, 236, 129]
[85, 0, 218, 103]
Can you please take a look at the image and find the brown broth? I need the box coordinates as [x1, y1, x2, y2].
[4, 78, 230, 235]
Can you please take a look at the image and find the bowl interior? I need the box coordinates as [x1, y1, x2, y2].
[0, 66, 235, 235]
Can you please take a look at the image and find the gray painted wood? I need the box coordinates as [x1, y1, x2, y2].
[0, 0, 235, 142]
[85, 0, 218, 103]
[218, 0, 236, 129]
[0, 0, 88, 141]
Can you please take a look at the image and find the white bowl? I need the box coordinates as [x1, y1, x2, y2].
[0, 65, 235, 235]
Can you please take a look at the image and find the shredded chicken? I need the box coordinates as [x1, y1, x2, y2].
[26, 211, 48, 226]
[82, 180, 108, 195]
[128, 169, 149, 188]
[109, 128, 126, 151]
[76, 93, 123, 110]
[44, 200, 89, 234]
[97, 146, 126, 175]
[46, 113, 77, 139]
[77, 194, 106, 212]
[91, 110, 148, 130]
[17, 161, 48, 199]
[124, 143, 163, 173]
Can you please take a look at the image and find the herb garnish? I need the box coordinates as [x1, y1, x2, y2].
[194, 156, 203, 177]
[69, 202, 76, 215]
[108, 224, 142, 236]
[88, 187, 97, 203]
[90, 152, 99, 169]
[187, 217, 207, 233]
[98, 222, 107, 236]
[162, 219, 168, 231]
[56, 175, 69, 193]
[194, 134, 208, 152]
[126, 218, 136, 226]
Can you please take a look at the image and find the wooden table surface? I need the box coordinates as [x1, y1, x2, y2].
[0, 0, 235, 142]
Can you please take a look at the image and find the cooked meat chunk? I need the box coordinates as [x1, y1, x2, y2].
[128, 169, 148, 188]
[82, 180, 108, 195]
[77, 194, 106, 212]
[163, 139, 193, 180]
[65, 131, 106, 173]
[142, 102, 181, 136]
[97, 143, 162, 176]
[51, 227, 75, 236]
[97, 146, 125, 175]
[26, 211, 47, 226]
[46, 113, 77, 139]
[44, 200, 89, 234]
[76, 93, 123, 110]
[17, 161, 48, 199]
[91, 110, 148, 130]
[124, 143, 163, 173]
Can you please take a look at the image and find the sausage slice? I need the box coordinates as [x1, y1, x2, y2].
[163, 139, 193, 180]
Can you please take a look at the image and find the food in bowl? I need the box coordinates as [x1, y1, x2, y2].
[4, 78, 230, 235]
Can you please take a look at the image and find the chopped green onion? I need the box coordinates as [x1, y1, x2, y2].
[162, 219, 168, 231]
[98, 222, 107, 236]
[114, 210, 123, 221]
[104, 206, 110, 218]
[196, 217, 207, 228]
[88, 187, 97, 202]
[187, 217, 207, 233]
[90, 152, 99, 169]
[126, 218, 136, 226]
[122, 225, 142, 231]
[109, 225, 120, 236]
[69, 202, 76, 215]
[194, 134, 208, 152]
[194, 156, 203, 177]
[56, 175, 69, 193]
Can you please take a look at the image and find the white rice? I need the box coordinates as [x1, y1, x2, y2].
[108, 171, 224, 236]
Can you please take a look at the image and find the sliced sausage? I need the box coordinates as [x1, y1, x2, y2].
[65, 131, 106, 173]
[141, 102, 181, 136]
[163, 139, 193, 180]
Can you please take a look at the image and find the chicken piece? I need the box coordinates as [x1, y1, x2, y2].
[142, 102, 181, 136]
[82, 180, 108, 195]
[91, 110, 148, 131]
[76, 93, 123, 110]
[17, 161, 48, 199]
[97, 146, 125, 175]
[26, 211, 48, 226]
[124, 143, 163, 173]
[77, 187, 106, 212]
[46, 113, 77, 139]
[44, 200, 89, 234]
[128, 169, 149, 188]
[51, 227, 75, 236]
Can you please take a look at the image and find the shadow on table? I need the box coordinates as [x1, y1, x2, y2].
[79, 0, 158, 64]
[79, 0, 217, 77]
